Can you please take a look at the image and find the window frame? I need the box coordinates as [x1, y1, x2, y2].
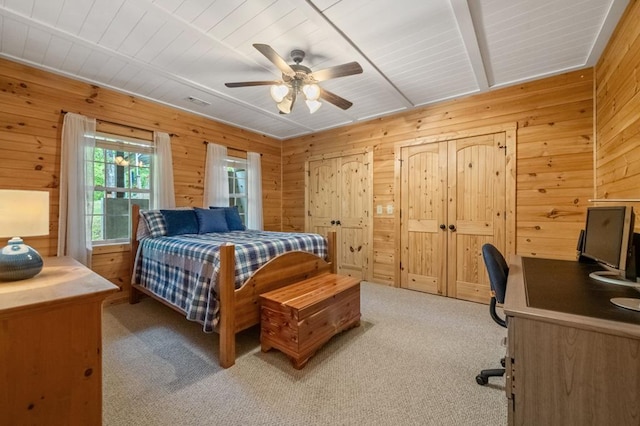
[89, 132, 154, 246]
[225, 156, 248, 226]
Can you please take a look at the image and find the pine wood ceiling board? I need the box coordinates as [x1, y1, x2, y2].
[319, 0, 478, 106]
[470, 0, 618, 86]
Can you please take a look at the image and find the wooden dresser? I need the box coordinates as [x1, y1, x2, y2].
[0, 256, 118, 426]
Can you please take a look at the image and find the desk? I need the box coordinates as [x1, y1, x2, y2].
[0, 257, 118, 426]
[504, 256, 640, 426]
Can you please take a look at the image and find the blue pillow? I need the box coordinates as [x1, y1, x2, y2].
[194, 207, 229, 233]
[160, 209, 198, 236]
[210, 206, 246, 231]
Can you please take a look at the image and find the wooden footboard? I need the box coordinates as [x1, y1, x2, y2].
[129, 204, 337, 368]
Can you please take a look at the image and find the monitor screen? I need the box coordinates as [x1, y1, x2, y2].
[582, 206, 633, 271]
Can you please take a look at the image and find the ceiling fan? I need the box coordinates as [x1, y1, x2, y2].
[225, 44, 363, 114]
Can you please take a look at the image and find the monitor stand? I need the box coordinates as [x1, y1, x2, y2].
[610, 297, 640, 312]
[588, 271, 640, 312]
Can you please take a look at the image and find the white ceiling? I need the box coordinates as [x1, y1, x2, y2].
[0, 0, 629, 140]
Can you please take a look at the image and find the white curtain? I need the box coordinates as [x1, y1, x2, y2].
[247, 152, 263, 230]
[203, 143, 229, 207]
[57, 112, 96, 267]
[152, 131, 176, 209]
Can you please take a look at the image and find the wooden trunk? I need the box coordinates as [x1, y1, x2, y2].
[260, 273, 361, 369]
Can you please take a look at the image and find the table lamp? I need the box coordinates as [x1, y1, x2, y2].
[0, 189, 50, 281]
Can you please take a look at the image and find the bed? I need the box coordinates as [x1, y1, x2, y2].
[129, 204, 336, 368]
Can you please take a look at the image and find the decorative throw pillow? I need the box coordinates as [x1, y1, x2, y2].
[210, 206, 246, 231]
[140, 210, 167, 238]
[160, 209, 199, 236]
[194, 207, 229, 233]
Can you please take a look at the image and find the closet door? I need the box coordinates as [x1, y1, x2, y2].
[399, 132, 507, 303]
[447, 133, 507, 303]
[400, 143, 448, 294]
[306, 152, 372, 280]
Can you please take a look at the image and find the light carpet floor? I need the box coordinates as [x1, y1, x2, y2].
[103, 282, 508, 425]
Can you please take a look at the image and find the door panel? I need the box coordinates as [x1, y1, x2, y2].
[400, 143, 447, 295]
[338, 153, 369, 279]
[307, 158, 338, 232]
[448, 133, 506, 303]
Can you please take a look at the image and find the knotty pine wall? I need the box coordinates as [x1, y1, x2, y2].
[595, 0, 640, 214]
[283, 69, 594, 285]
[0, 57, 281, 301]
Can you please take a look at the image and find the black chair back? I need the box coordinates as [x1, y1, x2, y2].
[482, 244, 509, 303]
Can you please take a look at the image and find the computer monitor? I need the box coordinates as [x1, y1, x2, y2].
[581, 206, 640, 311]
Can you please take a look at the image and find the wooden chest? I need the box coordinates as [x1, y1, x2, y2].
[260, 273, 361, 369]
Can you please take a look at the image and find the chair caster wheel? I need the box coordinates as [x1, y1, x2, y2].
[476, 375, 488, 385]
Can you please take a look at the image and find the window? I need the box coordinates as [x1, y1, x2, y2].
[226, 156, 247, 226]
[90, 133, 153, 244]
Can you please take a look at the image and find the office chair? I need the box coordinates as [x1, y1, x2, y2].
[476, 243, 509, 386]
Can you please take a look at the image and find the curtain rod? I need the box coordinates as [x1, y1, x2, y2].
[60, 110, 175, 137]
[203, 140, 262, 156]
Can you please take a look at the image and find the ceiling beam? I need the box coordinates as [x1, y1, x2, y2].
[449, 0, 489, 91]
[585, 0, 630, 66]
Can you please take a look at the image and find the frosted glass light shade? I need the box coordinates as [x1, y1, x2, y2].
[277, 96, 293, 114]
[270, 84, 289, 103]
[306, 100, 322, 114]
[0, 190, 49, 281]
[302, 84, 320, 101]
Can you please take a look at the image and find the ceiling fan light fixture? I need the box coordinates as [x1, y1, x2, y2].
[302, 84, 320, 101]
[306, 99, 322, 114]
[277, 96, 293, 114]
[270, 84, 289, 103]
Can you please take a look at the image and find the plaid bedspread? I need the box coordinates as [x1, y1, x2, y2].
[132, 230, 328, 332]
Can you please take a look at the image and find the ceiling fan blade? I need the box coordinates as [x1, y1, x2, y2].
[319, 88, 353, 110]
[253, 44, 296, 78]
[310, 62, 363, 82]
[225, 80, 280, 88]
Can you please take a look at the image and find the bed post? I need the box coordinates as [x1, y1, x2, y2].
[129, 204, 142, 304]
[218, 243, 236, 368]
[327, 230, 337, 274]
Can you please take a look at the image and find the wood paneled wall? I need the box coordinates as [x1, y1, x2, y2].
[283, 70, 594, 285]
[595, 0, 640, 215]
[0, 58, 281, 301]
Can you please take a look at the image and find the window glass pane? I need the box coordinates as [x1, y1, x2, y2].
[93, 191, 105, 214]
[92, 215, 103, 241]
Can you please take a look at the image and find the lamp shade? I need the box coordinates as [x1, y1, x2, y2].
[0, 190, 49, 281]
[0, 190, 49, 238]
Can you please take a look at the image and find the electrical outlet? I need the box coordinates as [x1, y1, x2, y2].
[377, 205, 383, 215]
[387, 204, 393, 214]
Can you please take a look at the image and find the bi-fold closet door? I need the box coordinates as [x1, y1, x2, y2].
[399, 131, 512, 303]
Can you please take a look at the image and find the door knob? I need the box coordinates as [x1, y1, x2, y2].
[331, 220, 336, 225]
[449, 224, 456, 231]
[439, 224, 446, 230]
[336, 220, 341, 226]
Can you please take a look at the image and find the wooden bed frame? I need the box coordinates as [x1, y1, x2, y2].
[128, 204, 336, 368]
